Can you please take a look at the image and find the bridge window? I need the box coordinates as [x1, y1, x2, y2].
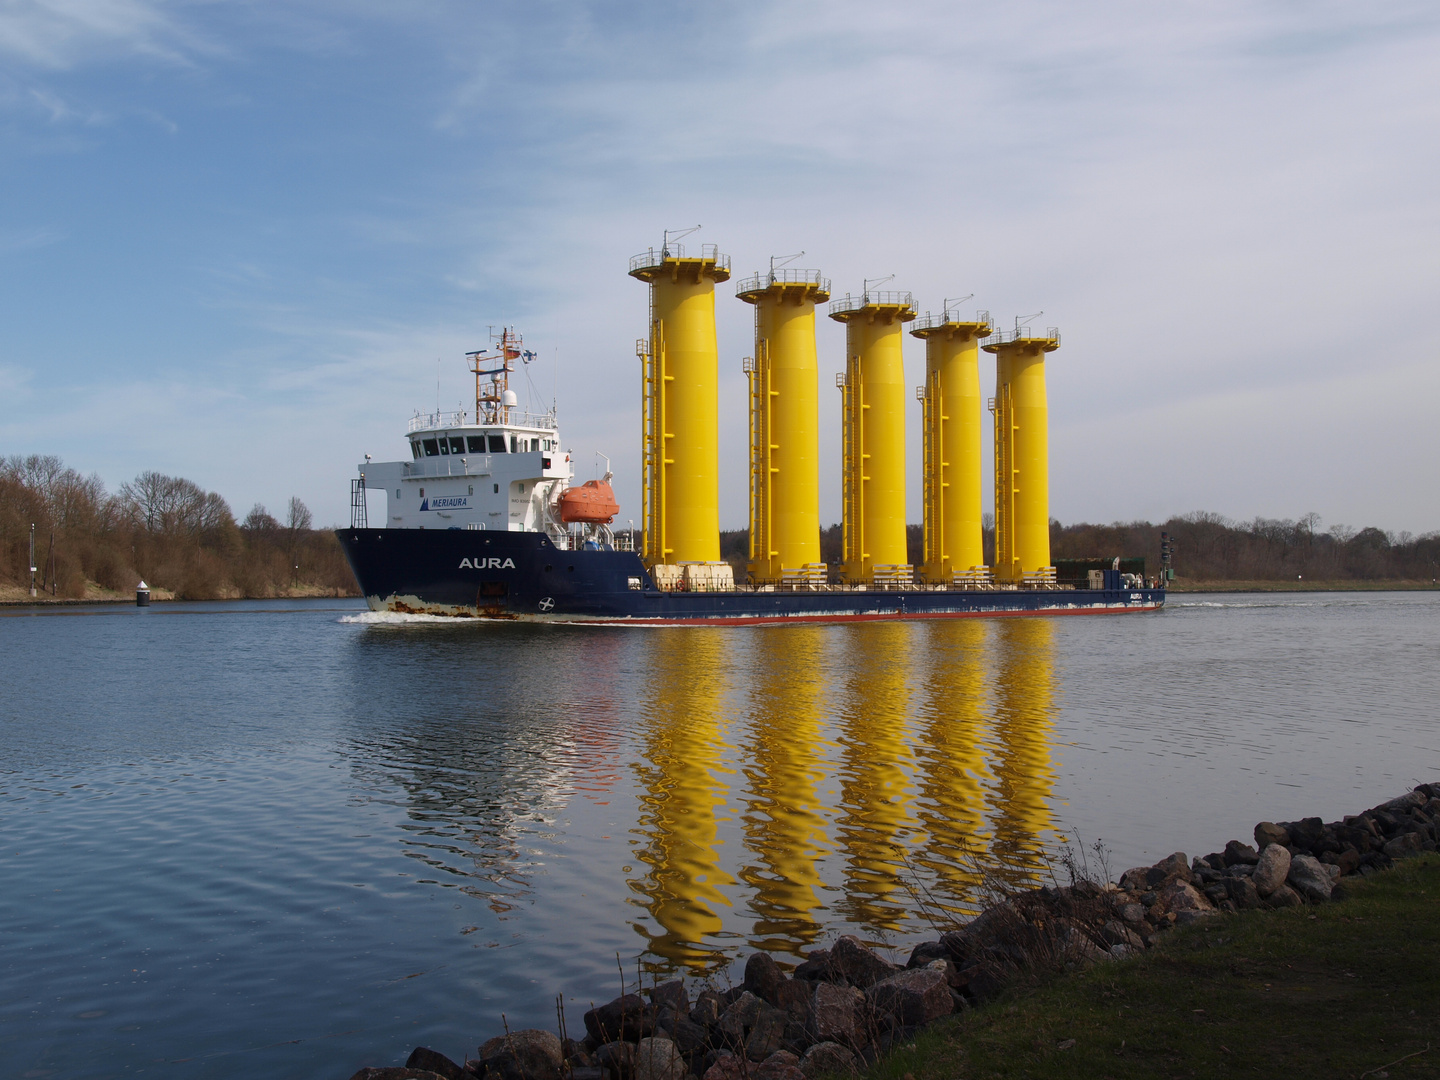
[509, 435, 518, 453]
[449, 437, 465, 454]
[438, 438, 449, 455]
[488, 435, 506, 453]
[410, 442, 421, 460]
[518, 483, 525, 493]
[467, 436, 486, 453]
[422, 439, 439, 457]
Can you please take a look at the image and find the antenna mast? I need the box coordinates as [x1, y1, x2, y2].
[467, 327, 535, 425]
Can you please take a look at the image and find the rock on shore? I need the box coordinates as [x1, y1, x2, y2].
[350, 782, 1440, 1080]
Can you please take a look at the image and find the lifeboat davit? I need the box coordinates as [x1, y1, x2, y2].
[559, 479, 619, 524]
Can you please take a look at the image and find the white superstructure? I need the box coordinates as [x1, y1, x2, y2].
[353, 327, 593, 543]
[358, 406, 572, 535]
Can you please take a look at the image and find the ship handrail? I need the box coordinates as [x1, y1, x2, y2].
[827, 291, 916, 316]
[912, 309, 992, 332]
[734, 269, 830, 295]
[408, 409, 558, 434]
[985, 326, 1061, 347]
[628, 243, 731, 274]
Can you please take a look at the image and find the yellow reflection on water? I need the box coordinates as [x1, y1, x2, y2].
[630, 629, 737, 971]
[832, 622, 917, 934]
[625, 616, 1063, 974]
[986, 617, 1061, 889]
[736, 625, 832, 956]
[911, 619, 994, 917]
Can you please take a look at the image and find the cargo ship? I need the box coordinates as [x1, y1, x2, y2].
[336, 239, 1165, 624]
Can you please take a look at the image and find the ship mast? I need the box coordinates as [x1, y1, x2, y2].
[466, 327, 530, 425]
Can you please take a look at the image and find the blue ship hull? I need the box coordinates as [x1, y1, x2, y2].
[336, 529, 1165, 624]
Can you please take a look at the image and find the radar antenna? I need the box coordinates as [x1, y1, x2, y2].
[466, 326, 527, 425]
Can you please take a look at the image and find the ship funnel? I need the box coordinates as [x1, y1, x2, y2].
[629, 238, 731, 567]
[829, 288, 916, 585]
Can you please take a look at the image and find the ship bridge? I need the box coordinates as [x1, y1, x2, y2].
[357, 407, 572, 535]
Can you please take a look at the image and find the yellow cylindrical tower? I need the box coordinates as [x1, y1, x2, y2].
[737, 268, 830, 583]
[830, 289, 916, 584]
[629, 240, 731, 567]
[984, 327, 1060, 584]
[910, 308, 992, 584]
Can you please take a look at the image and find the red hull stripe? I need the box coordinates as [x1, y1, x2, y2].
[545, 603, 1163, 627]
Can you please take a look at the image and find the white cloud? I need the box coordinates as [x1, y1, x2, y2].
[1, 1, 1437, 531]
[0, 0, 202, 69]
[0, 224, 66, 252]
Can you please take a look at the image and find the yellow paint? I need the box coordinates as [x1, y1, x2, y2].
[911, 313, 992, 583]
[737, 271, 829, 582]
[833, 622, 914, 932]
[831, 292, 916, 583]
[738, 625, 831, 955]
[984, 331, 1060, 582]
[912, 619, 993, 915]
[986, 617, 1059, 890]
[630, 244, 730, 567]
[631, 628, 736, 973]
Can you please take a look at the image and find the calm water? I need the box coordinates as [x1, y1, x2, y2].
[3, 594, 1438, 1078]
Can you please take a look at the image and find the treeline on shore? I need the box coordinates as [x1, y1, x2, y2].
[1, 455, 356, 600]
[720, 511, 1439, 583]
[7, 452, 1435, 601]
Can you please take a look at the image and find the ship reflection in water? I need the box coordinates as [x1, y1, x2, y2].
[344, 617, 1062, 980]
[627, 618, 1061, 975]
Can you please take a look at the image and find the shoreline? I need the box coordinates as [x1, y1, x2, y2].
[1168, 579, 1438, 592]
[348, 782, 1440, 1080]
[5, 581, 1435, 609]
[0, 587, 360, 607]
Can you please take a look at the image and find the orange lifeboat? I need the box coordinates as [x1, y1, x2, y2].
[559, 479, 619, 524]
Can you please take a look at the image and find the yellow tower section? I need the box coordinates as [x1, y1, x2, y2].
[830, 290, 916, 584]
[984, 327, 1060, 584]
[910, 308, 992, 585]
[737, 268, 829, 583]
[630, 240, 731, 568]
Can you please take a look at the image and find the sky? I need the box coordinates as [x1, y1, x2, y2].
[1, 0, 1437, 534]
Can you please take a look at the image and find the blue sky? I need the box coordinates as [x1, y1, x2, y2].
[2, 1, 1437, 533]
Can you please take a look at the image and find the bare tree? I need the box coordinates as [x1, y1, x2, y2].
[285, 497, 313, 534]
[243, 503, 281, 535]
[119, 472, 233, 536]
[285, 497, 313, 587]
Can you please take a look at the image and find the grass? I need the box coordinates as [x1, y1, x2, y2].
[866, 855, 1440, 1079]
